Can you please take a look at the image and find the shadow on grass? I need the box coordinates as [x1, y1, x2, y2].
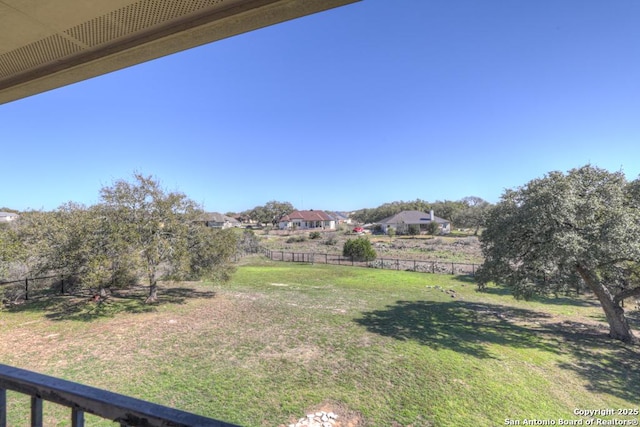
[356, 299, 640, 402]
[478, 285, 599, 308]
[5, 286, 216, 322]
[454, 274, 476, 284]
[551, 323, 640, 403]
[529, 294, 599, 308]
[355, 300, 556, 359]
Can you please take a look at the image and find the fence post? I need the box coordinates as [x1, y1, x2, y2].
[472, 264, 475, 276]
[396, 259, 400, 271]
[432, 262, 435, 274]
[61, 274, 65, 294]
[325, 253, 328, 264]
[452, 262, 454, 275]
[25, 278, 29, 301]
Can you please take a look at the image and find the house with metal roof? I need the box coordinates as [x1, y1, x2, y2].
[278, 210, 335, 230]
[328, 211, 353, 225]
[199, 212, 241, 229]
[377, 210, 451, 235]
[0, 211, 19, 223]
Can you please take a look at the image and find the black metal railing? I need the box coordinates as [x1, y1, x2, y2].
[0, 364, 240, 427]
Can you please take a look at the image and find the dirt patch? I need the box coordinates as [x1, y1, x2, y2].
[281, 400, 365, 427]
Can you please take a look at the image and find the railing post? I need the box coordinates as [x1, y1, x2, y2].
[31, 396, 43, 427]
[0, 388, 6, 427]
[71, 408, 84, 427]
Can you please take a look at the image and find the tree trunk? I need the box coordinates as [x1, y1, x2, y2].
[145, 276, 158, 304]
[576, 265, 637, 344]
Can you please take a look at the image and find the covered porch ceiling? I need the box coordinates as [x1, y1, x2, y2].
[0, 0, 359, 105]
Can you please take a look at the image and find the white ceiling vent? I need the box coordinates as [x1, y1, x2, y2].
[64, 0, 229, 48]
[0, 34, 83, 79]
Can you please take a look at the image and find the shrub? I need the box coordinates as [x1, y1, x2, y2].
[238, 229, 261, 254]
[286, 235, 307, 243]
[324, 233, 339, 246]
[343, 237, 377, 262]
[426, 221, 440, 235]
[309, 231, 322, 240]
[407, 224, 420, 236]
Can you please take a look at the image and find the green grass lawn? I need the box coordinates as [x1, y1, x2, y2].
[0, 258, 638, 426]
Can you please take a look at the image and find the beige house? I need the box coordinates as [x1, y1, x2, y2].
[278, 210, 336, 230]
[377, 210, 451, 235]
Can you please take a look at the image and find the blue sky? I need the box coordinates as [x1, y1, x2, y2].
[2, 0, 640, 213]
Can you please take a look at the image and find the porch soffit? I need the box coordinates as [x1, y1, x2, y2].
[0, 0, 359, 105]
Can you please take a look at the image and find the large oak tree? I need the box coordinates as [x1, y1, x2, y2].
[100, 174, 235, 302]
[476, 165, 640, 344]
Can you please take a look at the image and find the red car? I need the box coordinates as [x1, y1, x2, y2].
[352, 227, 365, 234]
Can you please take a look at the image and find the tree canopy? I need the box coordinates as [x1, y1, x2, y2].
[246, 200, 294, 226]
[476, 165, 640, 343]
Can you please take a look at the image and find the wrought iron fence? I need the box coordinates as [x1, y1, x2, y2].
[263, 249, 477, 276]
[0, 274, 66, 303]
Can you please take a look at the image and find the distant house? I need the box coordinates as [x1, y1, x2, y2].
[377, 210, 451, 235]
[278, 210, 336, 230]
[0, 211, 18, 223]
[328, 211, 352, 225]
[199, 212, 241, 229]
